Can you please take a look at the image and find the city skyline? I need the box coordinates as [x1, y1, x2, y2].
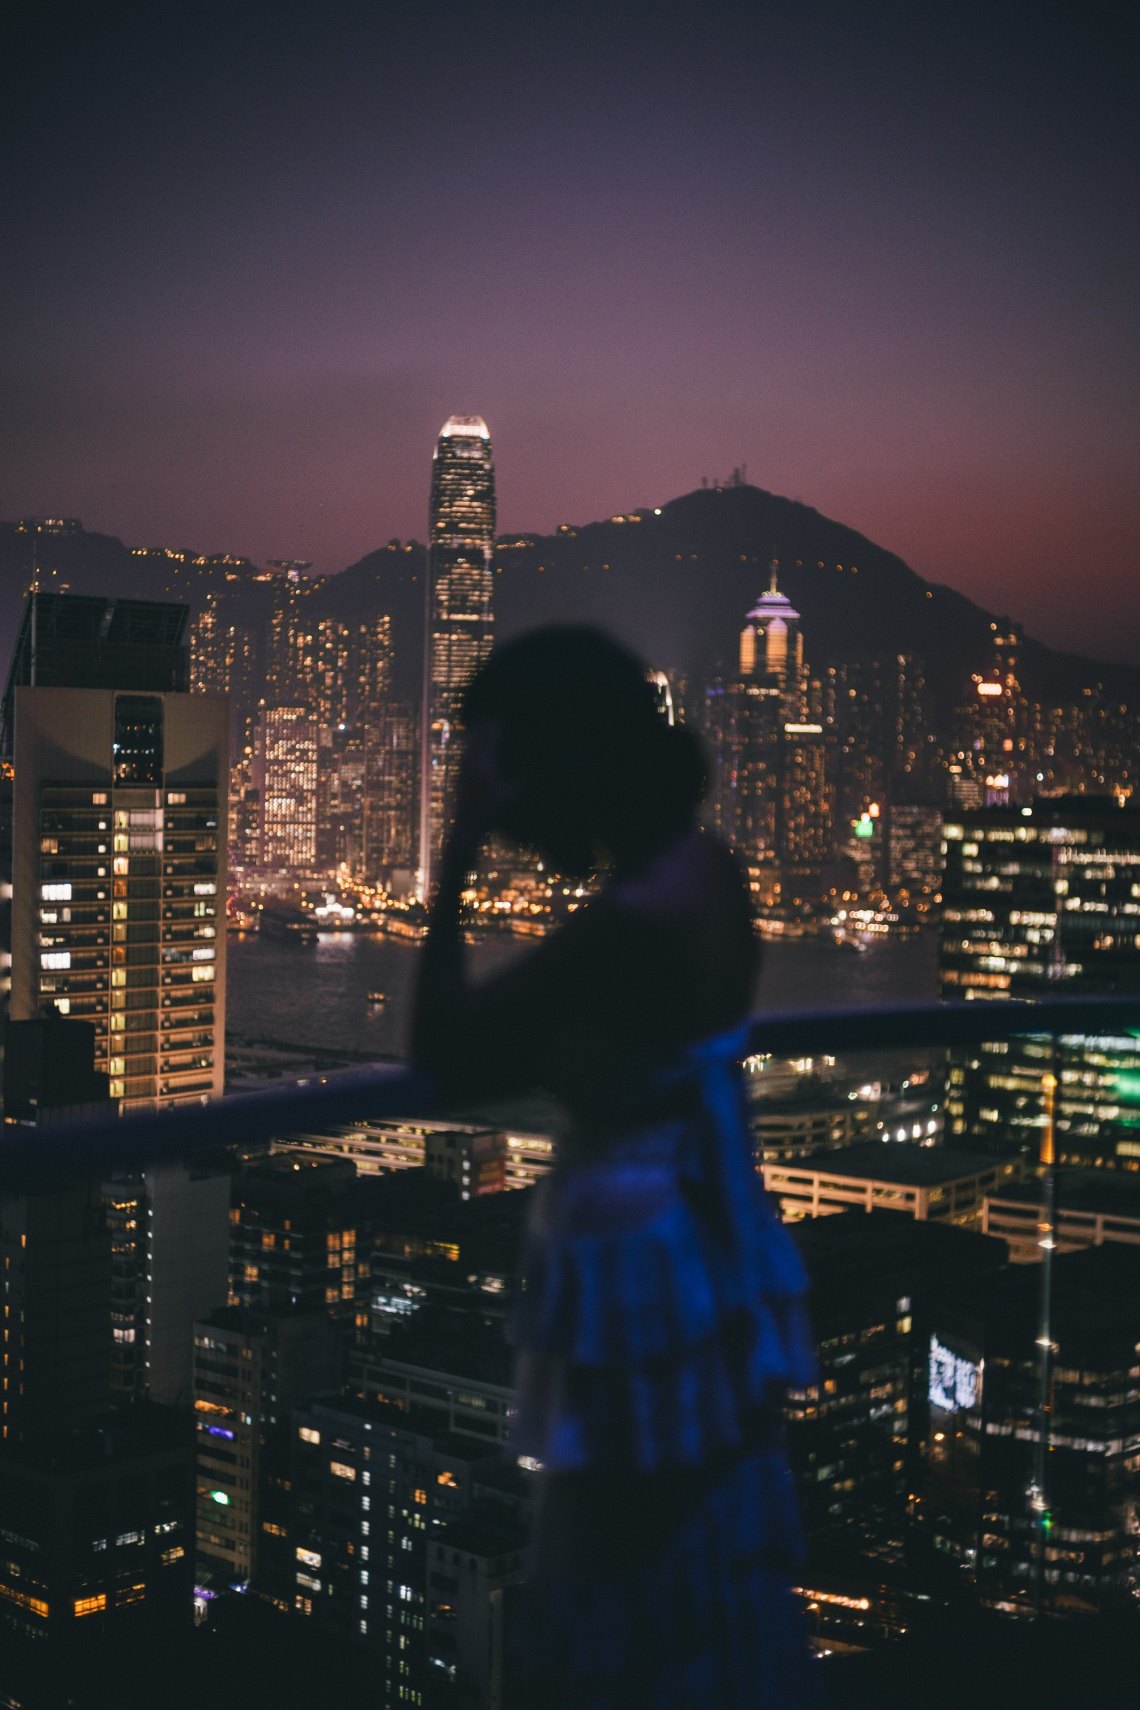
[2, 5, 1137, 666]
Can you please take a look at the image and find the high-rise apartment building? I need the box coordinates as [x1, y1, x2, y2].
[951, 622, 1027, 809]
[192, 1306, 338, 1593]
[941, 797, 1140, 1165]
[4, 595, 227, 1111]
[0, 1171, 113, 1446]
[105, 1160, 231, 1405]
[364, 702, 418, 886]
[0, 1402, 195, 1702]
[418, 417, 496, 900]
[781, 719, 831, 879]
[288, 1392, 530, 1707]
[887, 803, 944, 894]
[255, 704, 318, 874]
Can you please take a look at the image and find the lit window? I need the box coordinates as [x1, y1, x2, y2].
[299, 1427, 321, 1445]
[74, 1594, 107, 1617]
[330, 1461, 357, 1481]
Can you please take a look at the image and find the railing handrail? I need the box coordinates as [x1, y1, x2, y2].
[3, 996, 1139, 1179]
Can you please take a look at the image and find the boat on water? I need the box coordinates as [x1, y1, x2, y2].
[367, 990, 387, 1006]
[382, 915, 428, 941]
[260, 905, 318, 945]
[831, 930, 868, 954]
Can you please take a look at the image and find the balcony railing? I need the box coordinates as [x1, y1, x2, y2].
[6, 995, 1140, 1178]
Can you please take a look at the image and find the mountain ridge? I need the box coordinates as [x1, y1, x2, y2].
[3, 486, 1137, 716]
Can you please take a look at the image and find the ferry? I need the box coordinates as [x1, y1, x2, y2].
[260, 904, 318, 946]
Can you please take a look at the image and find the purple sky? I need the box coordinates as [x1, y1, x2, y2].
[3, 3, 1137, 662]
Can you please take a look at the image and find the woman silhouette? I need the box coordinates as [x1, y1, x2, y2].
[412, 626, 818, 1708]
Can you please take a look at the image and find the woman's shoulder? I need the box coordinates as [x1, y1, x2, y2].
[606, 828, 749, 914]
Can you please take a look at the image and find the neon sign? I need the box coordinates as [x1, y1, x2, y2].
[929, 1336, 981, 1412]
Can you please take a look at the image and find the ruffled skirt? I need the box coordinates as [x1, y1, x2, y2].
[518, 1449, 820, 1709]
[512, 1119, 817, 1475]
[511, 1118, 819, 1706]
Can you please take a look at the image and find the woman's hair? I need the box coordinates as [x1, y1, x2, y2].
[462, 625, 706, 864]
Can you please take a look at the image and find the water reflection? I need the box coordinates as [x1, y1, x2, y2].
[226, 929, 939, 1062]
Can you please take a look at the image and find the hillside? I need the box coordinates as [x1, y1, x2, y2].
[4, 487, 1137, 713]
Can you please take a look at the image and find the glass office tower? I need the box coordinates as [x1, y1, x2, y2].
[418, 417, 495, 900]
[941, 797, 1140, 1166]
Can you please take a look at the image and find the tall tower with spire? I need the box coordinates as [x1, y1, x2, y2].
[417, 417, 496, 899]
[705, 562, 831, 897]
[738, 563, 803, 714]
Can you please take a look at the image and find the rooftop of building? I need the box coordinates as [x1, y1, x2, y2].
[379, 1313, 515, 1387]
[745, 565, 800, 624]
[0, 1400, 190, 1476]
[439, 415, 490, 440]
[793, 1209, 1007, 1304]
[952, 794, 1140, 829]
[198, 1303, 335, 1335]
[987, 1166, 1140, 1219]
[432, 1502, 530, 1559]
[237, 1155, 455, 1218]
[770, 1141, 1010, 1186]
[2, 592, 190, 752]
[942, 1240, 1140, 1358]
[304, 1389, 509, 1462]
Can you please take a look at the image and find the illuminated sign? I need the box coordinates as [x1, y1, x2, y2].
[977, 682, 1003, 697]
[854, 814, 875, 840]
[929, 1336, 981, 1412]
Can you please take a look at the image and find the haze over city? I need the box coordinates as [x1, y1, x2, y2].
[3, 2, 1137, 664]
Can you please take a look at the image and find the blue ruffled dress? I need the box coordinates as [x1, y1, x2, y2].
[512, 1027, 819, 1708]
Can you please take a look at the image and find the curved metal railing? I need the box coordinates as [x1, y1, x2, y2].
[4, 994, 1139, 1178]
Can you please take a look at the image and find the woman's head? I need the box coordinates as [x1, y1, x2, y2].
[462, 625, 705, 873]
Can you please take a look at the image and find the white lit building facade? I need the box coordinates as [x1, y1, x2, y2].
[9, 684, 228, 1110]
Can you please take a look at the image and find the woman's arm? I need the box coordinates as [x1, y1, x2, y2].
[409, 818, 482, 1080]
[409, 725, 597, 1099]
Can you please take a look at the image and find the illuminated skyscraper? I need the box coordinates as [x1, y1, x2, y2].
[255, 704, 318, 873]
[418, 416, 495, 899]
[941, 797, 1140, 1166]
[739, 564, 804, 715]
[4, 595, 227, 1112]
[365, 702, 418, 884]
[707, 567, 831, 894]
